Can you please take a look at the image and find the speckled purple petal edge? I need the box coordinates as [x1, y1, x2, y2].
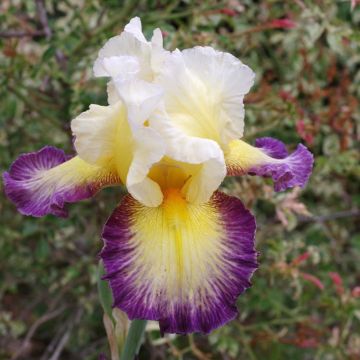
[250, 137, 314, 191]
[3, 146, 92, 217]
[100, 191, 258, 334]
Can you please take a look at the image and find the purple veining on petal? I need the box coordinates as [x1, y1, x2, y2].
[250, 138, 314, 192]
[3, 146, 92, 217]
[100, 191, 258, 335]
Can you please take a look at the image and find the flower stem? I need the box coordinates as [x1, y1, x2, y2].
[120, 319, 147, 360]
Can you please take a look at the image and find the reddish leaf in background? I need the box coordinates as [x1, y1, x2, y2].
[282, 323, 322, 349]
[300, 273, 325, 291]
[291, 252, 310, 267]
[296, 119, 314, 145]
[329, 272, 345, 295]
[351, 287, 360, 298]
[268, 18, 296, 29]
[218, 8, 237, 17]
[351, 0, 360, 10]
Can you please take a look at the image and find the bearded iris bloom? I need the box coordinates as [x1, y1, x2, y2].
[3, 18, 313, 334]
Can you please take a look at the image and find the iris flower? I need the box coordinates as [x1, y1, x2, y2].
[3, 18, 313, 334]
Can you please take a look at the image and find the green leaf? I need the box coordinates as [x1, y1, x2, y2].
[120, 319, 147, 360]
[97, 261, 114, 322]
[35, 238, 49, 261]
[42, 46, 57, 62]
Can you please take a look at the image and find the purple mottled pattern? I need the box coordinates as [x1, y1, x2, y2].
[3, 146, 92, 217]
[250, 137, 314, 192]
[100, 191, 258, 334]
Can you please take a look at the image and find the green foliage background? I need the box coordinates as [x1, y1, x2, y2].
[0, 0, 359, 359]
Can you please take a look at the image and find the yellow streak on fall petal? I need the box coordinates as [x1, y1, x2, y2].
[127, 189, 227, 306]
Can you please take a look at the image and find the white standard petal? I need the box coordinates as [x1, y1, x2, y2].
[94, 17, 170, 85]
[93, 31, 152, 81]
[156, 46, 255, 148]
[150, 113, 226, 204]
[114, 78, 163, 125]
[71, 101, 133, 185]
[71, 102, 124, 165]
[124, 17, 147, 43]
[151, 28, 163, 47]
[93, 55, 140, 79]
[150, 28, 169, 75]
[126, 125, 165, 207]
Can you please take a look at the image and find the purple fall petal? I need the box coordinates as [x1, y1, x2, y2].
[100, 191, 258, 335]
[3, 146, 119, 217]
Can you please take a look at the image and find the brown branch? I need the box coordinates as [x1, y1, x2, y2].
[0, 1, 53, 39]
[188, 335, 211, 360]
[39, 307, 83, 360]
[11, 306, 67, 360]
[48, 308, 83, 360]
[298, 209, 360, 223]
[0, 30, 45, 38]
[35, 0, 67, 70]
[35, 0, 52, 39]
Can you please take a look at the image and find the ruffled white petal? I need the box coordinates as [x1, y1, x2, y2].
[89, 22, 256, 206]
[93, 17, 168, 84]
[156, 46, 255, 147]
[114, 79, 163, 125]
[71, 102, 124, 165]
[93, 31, 152, 81]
